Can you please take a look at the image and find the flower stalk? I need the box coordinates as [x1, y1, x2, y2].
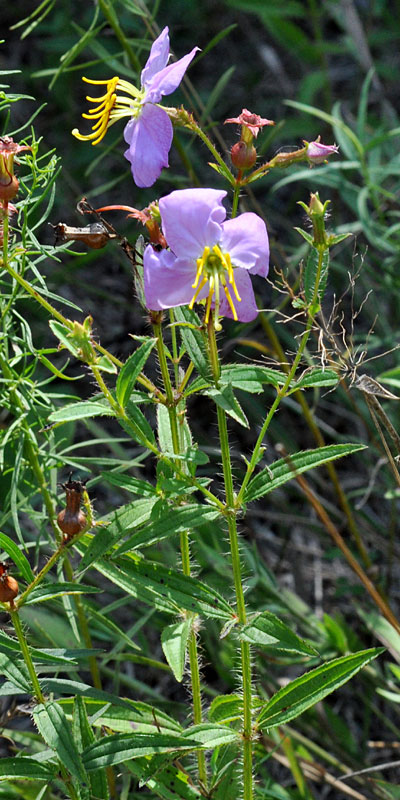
[207, 316, 253, 800]
[152, 317, 207, 787]
[9, 609, 45, 702]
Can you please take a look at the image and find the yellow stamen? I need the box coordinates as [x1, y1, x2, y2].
[188, 276, 208, 309]
[222, 283, 238, 320]
[189, 243, 243, 327]
[72, 75, 144, 146]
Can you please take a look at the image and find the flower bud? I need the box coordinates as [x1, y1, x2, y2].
[305, 137, 339, 165]
[0, 137, 31, 205]
[57, 477, 87, 541]
[0, 563, 19, 604]
[230, 141, 257, 171]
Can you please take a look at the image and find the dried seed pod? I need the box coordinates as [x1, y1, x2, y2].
[57, 476, 87, 541]
[0, 563, 19, 604]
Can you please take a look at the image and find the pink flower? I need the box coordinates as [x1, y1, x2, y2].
[143, 188, 269, 325]
[305, 137, 339, 165]
[224, 109, 274, 138]
[72, 28, 199, 187]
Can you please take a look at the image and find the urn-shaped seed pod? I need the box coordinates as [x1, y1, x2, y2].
[57, 477, 87, 541]
[0, 563, 19, 603]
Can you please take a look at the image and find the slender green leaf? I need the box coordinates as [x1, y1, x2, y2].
[40, 678, 143, 712]
[245, 443, 366, 502]
[240, 611, 318, 656]
[73, 696, 108, 800]
[181, 723, 239, 748]
[0, 653, 31, 691]
[114, 503, 221, 554]
[173, 307, 211, 381]
[82, 732, 198, 770]
[87, 552, 234, 620]
[288, 368, 338, 394]
[221, 364, 288, 389]
[257, 648, 383, 728]
[23, 583, 99, 605]
[161, 619, 192, 682]
[49, 400, 115, 424]
[208, 694, 242, 724]
[33, 701, 87, 782]
[0, 757, 56, 781]
[124, 400, 156, 446]
[59, 698, 182, 735]
[101, 471, 157, 497]
[116, 339, 156, 408]
[206, 384, 249, 427]
[49, 320, 81, 358]
[0, 532, 34, 583]
[77, 497, 158, 572]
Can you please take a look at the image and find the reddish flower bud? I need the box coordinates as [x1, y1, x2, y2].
[0, 563, 19, 604]
[230, 141, 257, 171]
[57, 477, 87, 541]
[0, 137, 31, 205]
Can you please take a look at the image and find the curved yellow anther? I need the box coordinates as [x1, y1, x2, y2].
[72, 76, 137, 145]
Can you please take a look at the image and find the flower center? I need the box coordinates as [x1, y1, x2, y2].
[189, 244, 242, 325]
[72, 77, 145, 146]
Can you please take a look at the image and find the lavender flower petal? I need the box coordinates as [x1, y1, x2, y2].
[159, 188, 227, 259]
[145, 47, 199, 104]
[218, 268, 258, 322]
[221, 213, 269, 277]
[123, 104, 172, 188]
[141, 27, 170, 90]
[144, 247, 203, 310]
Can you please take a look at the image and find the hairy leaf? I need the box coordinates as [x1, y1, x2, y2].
[257, 648, 383, 728]
[245, 443, 366, 502]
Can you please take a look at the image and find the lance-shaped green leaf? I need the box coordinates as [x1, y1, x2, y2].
[40, 678, 142, 712]
[114, 503, 221, 554]
[257, 648, 383, 729]
[77, 496, 158, 573]
[48, 399, 115, 424]
[239, 611, 318, 656]
[82, 732, 198, 770]
[161, 619, 192, 682]
[116, 338, 156, 408]
[205, 384, 248, 427]
[181, 723, 239, 748]
[221, 364, 288, 391]
[123, 399, 156, 446]
[101, 471, 157, 497]
[0, 532, 34, 583]
[0, 756, 57, 781]
[186, 364, 288, 397]
[173, 306, 211, 382]
[23, 582, 99, 605]
[73, 696, 108, 800]
[92, 553, 234, 620]
[245, 443, 366, 502]
[0, 653, 31, 692]
[33, 701, 88, 783]
[208, 694, 242, 724]
[304, 247, 329, 305]
[287, 368, 338, 394]
[60, 698, 182, 735]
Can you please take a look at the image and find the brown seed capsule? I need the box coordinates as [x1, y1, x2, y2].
[0, 564, 19, 604]
[57, 476, 87, 541]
